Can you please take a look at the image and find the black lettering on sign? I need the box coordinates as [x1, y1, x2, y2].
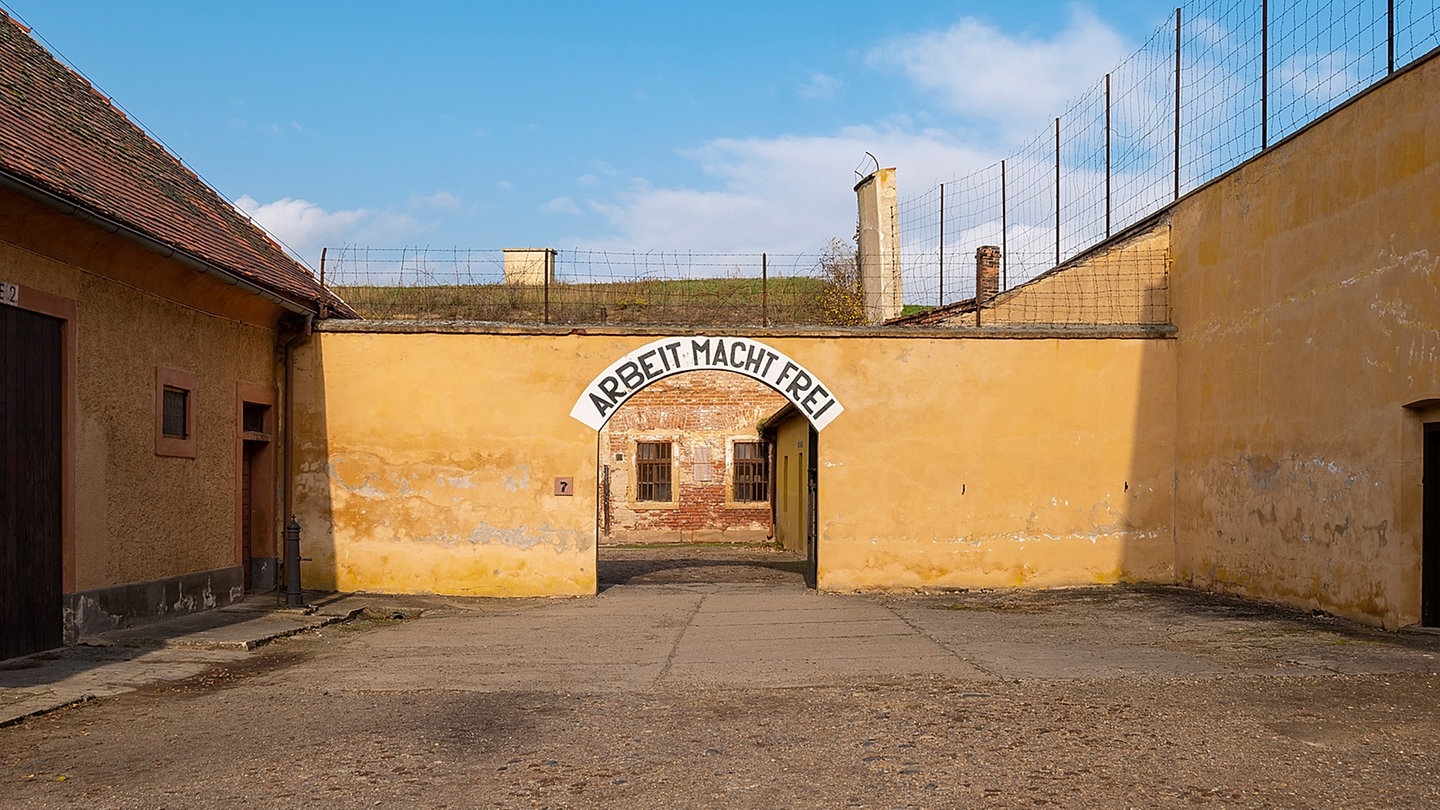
[637, 349, 664, 380]
[598, 375, 625, 404]
[589, 392, 614, 418]
[784, 369, 813, 401]
[616, 361, 645, 391]
[691, 338, 713, 366]
[813, 397, 837, 420]
[728, 341, 746, 368]
[664, 342, 683, 369]
[710, 339, 730, 368]
[774, 361, 799, 388]
[760, 350, 778, 378]
[800, 384, 830, 416]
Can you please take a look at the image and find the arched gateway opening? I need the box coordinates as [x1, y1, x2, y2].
[572, 337, 842, 588]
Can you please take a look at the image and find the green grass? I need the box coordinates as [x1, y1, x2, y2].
[332, 276, 848, 326]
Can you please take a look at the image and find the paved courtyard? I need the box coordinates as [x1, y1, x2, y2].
[3, 546, 1439, 808]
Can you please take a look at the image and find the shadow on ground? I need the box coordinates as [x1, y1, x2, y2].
[597, 543, 805, 588]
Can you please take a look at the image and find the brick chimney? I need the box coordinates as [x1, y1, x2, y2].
[975, 245, 1001, 308]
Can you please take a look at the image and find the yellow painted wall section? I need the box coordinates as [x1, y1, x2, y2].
[1169, 52, 1440, 628]
[291, 333, 602, 596]
[796, 336, 1176, 591]
[298, 329, 1175, 596]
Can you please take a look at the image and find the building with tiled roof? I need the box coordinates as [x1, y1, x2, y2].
[0, 10, 351, 656]
[0, 12, 350, 318]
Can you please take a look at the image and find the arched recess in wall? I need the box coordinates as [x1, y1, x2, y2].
[569, 336, 844, 432]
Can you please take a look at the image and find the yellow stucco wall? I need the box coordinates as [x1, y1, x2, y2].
[297, 329, 1175, 596]
[1169, 52, 1440, 627]
[290, 333, 602, 596]
[0, 190, 283, 593]
[806, 336, 1176, 590]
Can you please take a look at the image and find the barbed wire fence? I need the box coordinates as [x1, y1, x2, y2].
[900, 0, 1440, 306]
[322, 248, 867, 327]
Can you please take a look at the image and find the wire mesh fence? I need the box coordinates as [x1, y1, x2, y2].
[895, 246, 1171, 328]
[899, 0, 1440, 299]
[322, 248, 867, 327]
[323, 1, 1437, 330]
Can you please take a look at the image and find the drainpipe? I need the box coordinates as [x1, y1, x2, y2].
[277, 313, 314, 605]
[280, 313, 314, 534]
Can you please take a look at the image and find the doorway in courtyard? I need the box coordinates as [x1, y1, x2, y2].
[595, 369, 817, 587]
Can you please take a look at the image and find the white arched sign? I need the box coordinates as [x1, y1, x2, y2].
[570, 336, 844, 431]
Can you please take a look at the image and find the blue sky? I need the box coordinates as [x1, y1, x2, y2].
[5, 1, 1187, 267]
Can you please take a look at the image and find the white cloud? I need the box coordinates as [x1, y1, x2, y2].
[412, 190, 461, 210]
[797, 71, 843, 100]
[868, 8, 1129, 134]
[570, 127, 996, 255]
[542, 196, 582, 215]
[234, 195, 422, 266]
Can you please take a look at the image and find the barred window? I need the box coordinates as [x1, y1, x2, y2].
[732, 441, 769, 503]
[162, 387, 189, 439]
[155, 366, 197, 458]
[636, 441, 673, 502]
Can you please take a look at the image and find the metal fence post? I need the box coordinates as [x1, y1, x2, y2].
[1175, 6, 1182, 201]
[938, 183, 946, 306]
[761, 252, 768, 327]
[1261, 0, 1269, 150]
[1105, 73, 1112, 239]
[1054, 117, 1061, 267]
[1000, 160, 1007, 290]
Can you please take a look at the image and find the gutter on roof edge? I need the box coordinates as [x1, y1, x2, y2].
[0, 169, 317, 318]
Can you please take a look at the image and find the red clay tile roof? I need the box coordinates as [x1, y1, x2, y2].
[0, 12, 353, 317]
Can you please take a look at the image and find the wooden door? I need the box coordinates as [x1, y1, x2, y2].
[1, 305, 63, 659]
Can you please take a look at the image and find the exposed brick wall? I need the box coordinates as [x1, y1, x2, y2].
[600, 370, 787, 544]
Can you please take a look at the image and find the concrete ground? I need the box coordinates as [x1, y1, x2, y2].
[3, 545, 1439, 808]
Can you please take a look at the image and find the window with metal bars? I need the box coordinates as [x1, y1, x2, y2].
[732, 441, 769, 502]
[635, 441, 673, 502]
[162, 387, 189, 439]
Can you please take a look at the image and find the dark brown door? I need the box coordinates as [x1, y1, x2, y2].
[1423, 423, 1440, 626]
[804, 426, 819, 589]
[242, 442, 258, 590]
[1, 305, 63, 659]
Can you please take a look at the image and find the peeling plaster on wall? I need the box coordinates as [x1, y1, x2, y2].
[1181, 453, 1399, 626]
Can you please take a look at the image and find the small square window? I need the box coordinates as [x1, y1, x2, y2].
[242, 401, 268, 434]
[155, 366, 197, 458]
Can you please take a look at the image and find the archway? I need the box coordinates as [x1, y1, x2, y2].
[571, 337, 843, 589]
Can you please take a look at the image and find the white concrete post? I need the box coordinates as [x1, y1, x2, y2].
[854, 168, 902, 323]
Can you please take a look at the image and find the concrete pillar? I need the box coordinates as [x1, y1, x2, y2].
[854, 168, 902, 324]
[503, 248, 557, 285]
